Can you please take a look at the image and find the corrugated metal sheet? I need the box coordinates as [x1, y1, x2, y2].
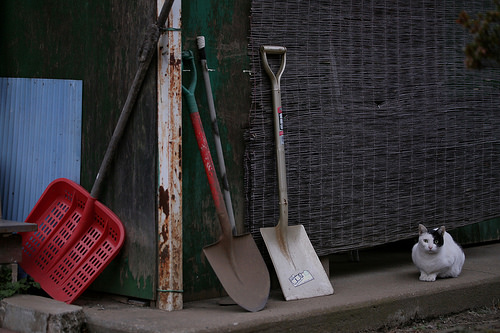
[0, 77, 82, 221]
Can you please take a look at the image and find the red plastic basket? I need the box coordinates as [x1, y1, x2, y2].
[21, 178, 125, 304]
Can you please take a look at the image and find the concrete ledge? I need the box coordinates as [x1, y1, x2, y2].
[3, 243, 499, 333]
[246, 278, 500, 333]
[81, 243, 500, 333]
[0, 295, 85, 333]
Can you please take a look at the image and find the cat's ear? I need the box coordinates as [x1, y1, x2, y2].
[418, 224, 427, 235]
[438, 226, 446, 235]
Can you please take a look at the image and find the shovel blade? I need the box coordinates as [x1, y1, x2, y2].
[260, 224, 334, 301]
[203, 233, 270, 312]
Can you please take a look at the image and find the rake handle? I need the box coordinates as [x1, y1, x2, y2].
[91, 0, 175, 199]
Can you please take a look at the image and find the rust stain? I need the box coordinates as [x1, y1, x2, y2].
[169, 53, 181, 66]
[178, 144, 182, 168]
[159, 185, 170, 218]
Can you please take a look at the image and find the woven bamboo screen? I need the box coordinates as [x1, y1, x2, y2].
[245, 0, 500, 255]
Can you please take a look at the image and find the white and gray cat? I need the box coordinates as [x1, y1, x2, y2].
[411, 224, 465, 282]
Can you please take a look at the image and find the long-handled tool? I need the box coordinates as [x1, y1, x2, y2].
[259, 45, 334, 301]
[182, 50, 269, 312]
[196, 36, 237, 235]
[20, 0, 176, 304]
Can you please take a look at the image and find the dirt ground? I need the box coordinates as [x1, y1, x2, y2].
[361, 305, 500, 333]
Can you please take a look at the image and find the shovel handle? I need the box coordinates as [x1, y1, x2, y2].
[182, 51, 233, 241]
[260, 46, 288, 229]
[197, 36, 237, 236]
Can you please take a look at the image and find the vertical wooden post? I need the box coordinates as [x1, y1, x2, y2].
[157, 0, 182, 311]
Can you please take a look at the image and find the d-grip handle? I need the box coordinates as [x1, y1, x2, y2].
[260, 46, 287, 91]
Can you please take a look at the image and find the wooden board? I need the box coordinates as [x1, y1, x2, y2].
[0, 220, 37, 234]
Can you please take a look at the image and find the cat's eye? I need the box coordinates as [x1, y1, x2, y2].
[434, 240, 439, 244]
[423, 239, 428, 243]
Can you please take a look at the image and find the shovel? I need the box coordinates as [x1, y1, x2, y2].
[20, 0, 176, 303]
[259, 45, 334, 301]
[182, 50, 269, 312]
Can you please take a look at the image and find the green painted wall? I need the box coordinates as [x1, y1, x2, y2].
[450, 218, 500, 246]
[181, 0, 252, 301]
[0, 0, 254, 303]
[0, 0, 158, 300]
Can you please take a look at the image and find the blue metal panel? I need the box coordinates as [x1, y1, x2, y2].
[0, 78, 82, 221]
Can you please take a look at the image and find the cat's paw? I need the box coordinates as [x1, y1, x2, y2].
[419, 273, 437, 282]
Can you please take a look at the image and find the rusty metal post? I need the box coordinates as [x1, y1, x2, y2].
[157, 0, 182, 311]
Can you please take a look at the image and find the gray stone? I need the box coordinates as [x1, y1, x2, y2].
[0, 295, 85, 333]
